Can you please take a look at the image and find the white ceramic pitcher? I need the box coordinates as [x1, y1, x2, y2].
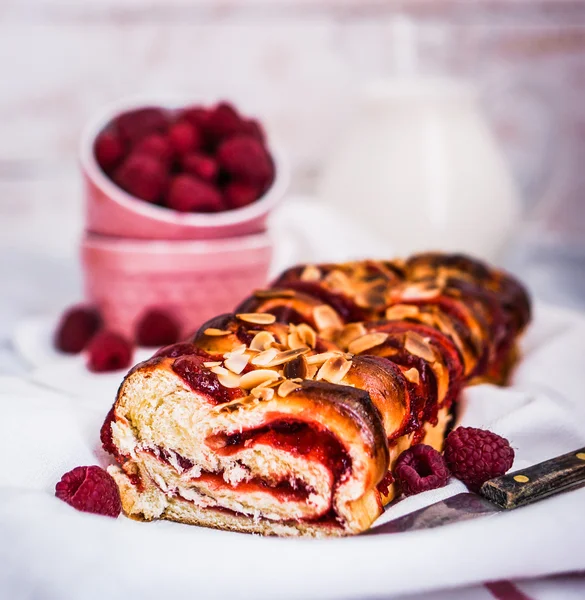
[317, 77, 521, 262]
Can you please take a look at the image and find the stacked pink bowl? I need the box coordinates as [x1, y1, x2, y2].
[79, 97, 287, 339]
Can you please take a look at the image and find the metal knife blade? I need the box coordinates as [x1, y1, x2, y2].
[366, 493, 500, 535]
[367, 445, 585, 535]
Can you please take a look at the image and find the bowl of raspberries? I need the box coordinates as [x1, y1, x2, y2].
[63, 98, 283, 362]
[81, 97, 287, 240]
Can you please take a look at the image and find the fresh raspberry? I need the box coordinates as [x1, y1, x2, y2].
[154, 342, 201, 358]
[168, 120, 202, 155]
[134, 133, 173, 165]
[444, 427, 514, 492]
[115, 107, 167, 143]
[165, 175, 224, 213]
[114, 152, 167, 203]
[94, 131, 125, 172]
[100, 406, 117, 456]
[55, 465, 121, 517]
[242, 119, 265, 142]
[204, 102, 253, 147]
[181, 153, 218, 182]
[86, 331, 133, 373]
[135, 309, 180, 347]
[181, 106, 210, 129]
[217, 136, 274, 183]
[394, 444, 450, 497]
[54, 306, 102, 354]
[224, 181, 262, 209]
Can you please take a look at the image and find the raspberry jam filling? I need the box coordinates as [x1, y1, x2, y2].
[172, 354, 243, 404]
[189, 472, 314, 503]
[148, 446, 315, 502]
[208, 419, 352, 483]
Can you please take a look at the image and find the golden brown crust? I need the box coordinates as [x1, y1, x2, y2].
[103, 252, 531, 537]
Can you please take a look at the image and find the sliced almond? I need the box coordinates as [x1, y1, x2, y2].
[249, 331, 276, 352]
[348, 332, 388, 355]
[250, 347, 279, 366]
[251, 386, 275, 401]
[224, 353, 250, 374]
[400, 285, 440, 301]
[323, 269, 352, 294]
[224, 344, 247, 357]
[403, 367, 420, 385]
[236, 312, 276, 325]
[306, 351, 344, 366]
[385, 304, 421, 321]
[287, 326, 305, 351]
[300, 265, 321, 282]
[204, 328, 232, 337]
[203, 361, 222, 368]
[210, 366, 241, 388]
[404, 331, 436, 362]
[278, 380, 302, 398]
[296, 323, 317, 348]
[264, 347, 310, 368]
[239, 369, 280, 389]
[283, 355, 308, 380]
[254, 289, 295, 299]
[316, 355, 352, 384]
[355, 286, 389, 309]
[313, 305, 343, 332]
[335, 322, 367, 349]
[306, 364, 318, 379]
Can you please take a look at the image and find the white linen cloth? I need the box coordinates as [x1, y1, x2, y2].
[2, 200, 585, 599]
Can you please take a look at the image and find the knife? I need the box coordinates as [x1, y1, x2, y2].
[368, 446, 585, 534]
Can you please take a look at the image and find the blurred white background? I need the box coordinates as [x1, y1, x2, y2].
[2, 0, 585, 255]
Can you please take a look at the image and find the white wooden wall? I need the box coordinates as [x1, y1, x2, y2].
[2, 0, 585, 252]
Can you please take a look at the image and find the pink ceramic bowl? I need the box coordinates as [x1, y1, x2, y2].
[81, 231, 273, 340]
[80, 96, 289, 240]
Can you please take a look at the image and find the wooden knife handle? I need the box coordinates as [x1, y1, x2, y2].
[480, 447, 585, 509]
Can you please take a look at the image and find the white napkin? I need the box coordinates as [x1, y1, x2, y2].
[2, 303, 585, 600]
[3, 199, 585, 599]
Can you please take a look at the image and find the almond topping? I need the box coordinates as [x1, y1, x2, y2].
[306, 351, 344, 366]
[348, 332, 388, 355]
[316, 355, 352, 384]
[250, 347, 278, 366]
[404, 331, 436, 362]
[224, 353, 250, 374]
[403, 367, 420, 385]
[287, 327, 305, 350]
[306, 364, 318, 379]
[385, 305, 421, 321]
[203, 361, 222, 368]
[224, 344, 247, 357]
[249, 331, 276, 352]
[264, 347, 310, 367]
[278, 380, 302, 398]
[251, 387, 275, 401]
[253, 289, 295, 299]
[204, 328, 232, 337]
[210, 366, 241, 388]
[296, 323, 317, 348]
[239, 369, 280, 389]
[300, 265, 321, 282]
[335, 322, 367, 350]
[400, 285, 440, 301]
[323, 269, 352, 294]
[283, 355, 308, 380]
[313, 305, 343, 332]
[236, 312, 276, 325]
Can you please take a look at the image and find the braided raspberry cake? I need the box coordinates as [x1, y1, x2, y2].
[102, 253, 530, 536]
